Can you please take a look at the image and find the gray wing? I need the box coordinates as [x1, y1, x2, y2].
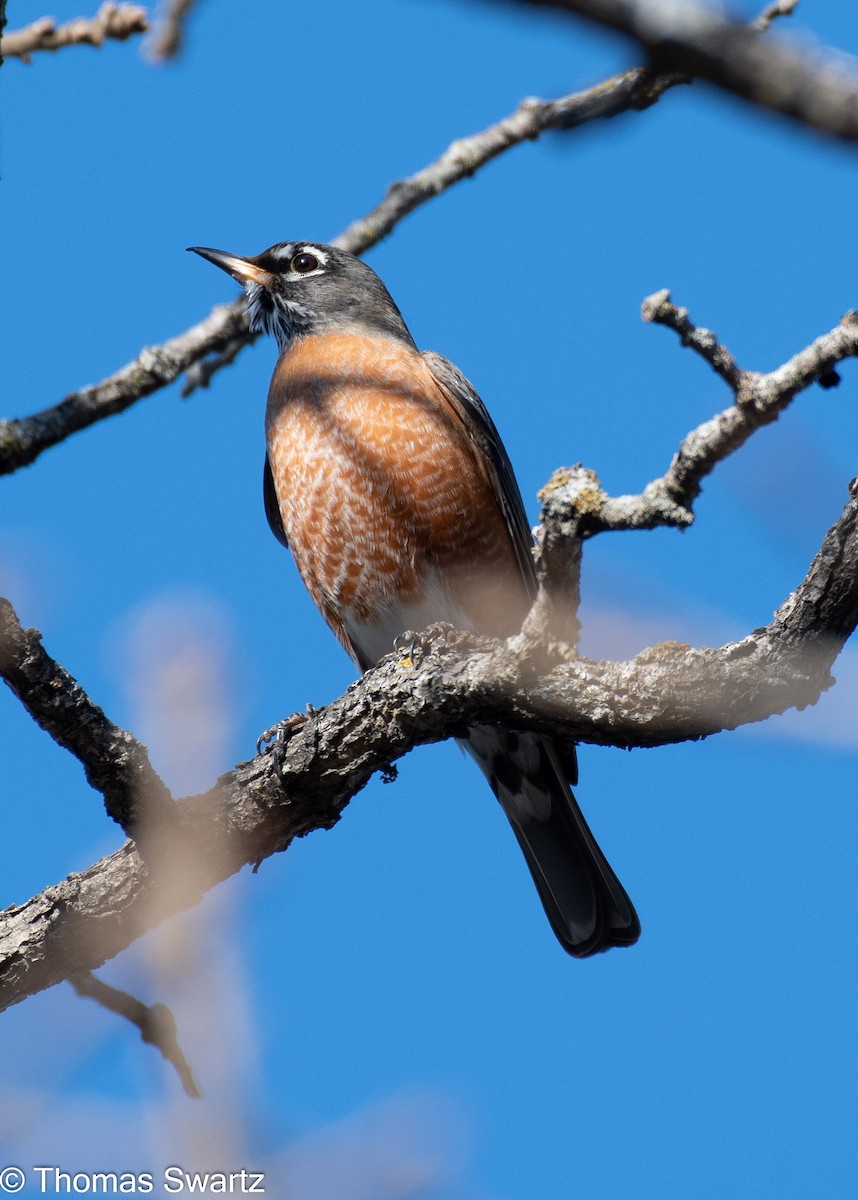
[422, 349, 536, 600]
[427, 350, 583, 830]
[263, 454, 289, 549]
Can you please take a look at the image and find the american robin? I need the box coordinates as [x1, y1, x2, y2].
[189, 240, 640, 957]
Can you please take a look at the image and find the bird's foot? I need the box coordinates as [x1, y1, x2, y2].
[256, 705, 316, 786]
[393, 623, 459, 666]
[393, 629, 421, 666]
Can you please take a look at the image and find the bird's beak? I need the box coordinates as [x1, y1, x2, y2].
[187, 246, 274, 288]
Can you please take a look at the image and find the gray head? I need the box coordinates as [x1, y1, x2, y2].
[188, 241, 416, 352]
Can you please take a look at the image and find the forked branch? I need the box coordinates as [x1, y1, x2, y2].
[536, 298, 858, 538]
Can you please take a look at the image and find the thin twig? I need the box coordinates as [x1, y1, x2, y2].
[643, 300, 858, 520]
[179, 332, 254, 397]
[750, 0, 800, 35]
[1, 3, 148, 61]
[70, 970, 201, 1097]
[641, 288, 744, 389]
[333, 67, 689, 254]
[145, 0, 199, 61]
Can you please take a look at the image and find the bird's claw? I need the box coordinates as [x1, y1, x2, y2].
[393, 630, 416, 659]
[394, 628, 432, 665]
[394, 622, 459, 665]
[256, 711, 309, 787]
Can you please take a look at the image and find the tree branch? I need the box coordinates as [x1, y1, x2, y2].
[0, 0, 8, 68]
[750, 0, 799, 35]
[69, 970, 201, 1097]
[1, 3, 148, 61]
[0, 301, 248, 477]
[515, 0, 858, 141]
[539, 298, 858, 537]
[0, 598, 174, 831]
[3, 465, 857, 1013]
[331, 67, 688, 256]
[145, 0, 199, 62]
[641, 288, 744, 389]
[0, 68, 688, 476]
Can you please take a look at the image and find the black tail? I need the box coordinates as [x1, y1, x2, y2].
[465, 727, 640, 957]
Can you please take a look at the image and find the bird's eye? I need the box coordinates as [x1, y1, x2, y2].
[291, 251, 319, 274]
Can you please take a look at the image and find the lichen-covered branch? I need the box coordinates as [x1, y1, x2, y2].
[0, 69, 687, 477]
[516, 0, 858, 141]
[0, 598, 174, 831]
[499, 293, 858, 651]
[641, 288, 744, 388]
[541, 298, 858, 537]
[1, 3, 148, 61]
[2, 476, 857, 1013]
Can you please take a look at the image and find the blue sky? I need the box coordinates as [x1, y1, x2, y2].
[2, 1, 857, 1196]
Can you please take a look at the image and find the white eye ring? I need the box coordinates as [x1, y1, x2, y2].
[291, 251, 320, 274]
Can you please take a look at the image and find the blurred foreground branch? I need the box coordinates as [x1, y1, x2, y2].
[1, 3, 148, 61]
[517, 0, 858, 141]
[70, 970, 201, 1097]
[145, 0, 198, 61]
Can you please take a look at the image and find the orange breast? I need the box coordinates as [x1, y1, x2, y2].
[264, 333, 526, 648]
